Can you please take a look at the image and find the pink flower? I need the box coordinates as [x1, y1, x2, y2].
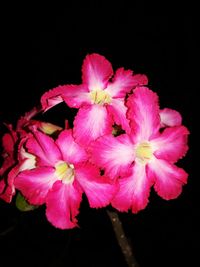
[14, 129, 117, 229]
[91, 87, 189, 213]
[0, 126, 37, 203]
[0, 106, 62, 203]
[41, 53, 148, 145]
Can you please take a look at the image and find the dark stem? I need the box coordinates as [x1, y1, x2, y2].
[107, 209, 139, 267]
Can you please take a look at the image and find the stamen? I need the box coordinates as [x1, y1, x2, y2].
[55, 161, 75, 184]
[90, 90, 112, 105]
[135, 142, 153, 164]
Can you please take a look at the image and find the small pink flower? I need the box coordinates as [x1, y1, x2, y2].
[41, 53, 148, 145]
[14, 129, 117, 229]
[91, 87, 189, 213]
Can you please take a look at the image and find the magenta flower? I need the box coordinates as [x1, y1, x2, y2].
[0, 107, 62, 203]
[41, 53, 148, 145]
[14, 128, 117, 229]
[91, 87, 189, 213]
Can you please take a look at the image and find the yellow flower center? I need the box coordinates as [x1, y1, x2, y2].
[55, 161, 75, 184]
[135, 142, 153, 164]
[90, 90, 112, 105]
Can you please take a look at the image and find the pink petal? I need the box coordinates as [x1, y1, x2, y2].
[41, 85, 67, 111]
[0, 180, 14, 203]
[26, 130, 62, 166]
[62, 85, 90, 108]
[0, 163, 22, 203]
[73, 105, 113, 146]
[2, 164, 21, 202]
[18, 138, 36, 171]
[127, 87, 160, 142]
[18, 135, 31, 162]
[2, 133, 14, 154]
[112, 162, 153, 213]
[82, 53, 113, 91]
[148, 158, 188, 200]
[106, 68, 135, 97]
[16, 106, 42, 131]
[2, 127, 17, 154]
[0, 156, 15, 177]
[0, 179, 10, 202]
[132, 73, 148, 86]
[56, 129, 88, 164]
[8, 163, 19, 183]
[90, 134, 134, 179]
[41, 83, 89, 112]
[46, 180, 83, 229]
[0, 179, 5, 194]
[14, 167, 57, 205]
[107, 98, 131, 133]
[75, 163, 117, 208]
[41, 82, 89, 111]
[160, 108, 182, 127]
[0, 143, 16, 180]
[106, 68, 148, 98]
[152, 126, 189, 163]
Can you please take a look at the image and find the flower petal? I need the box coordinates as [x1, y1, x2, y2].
[0, 163, 25, 203]
[2, 130, 17, 154]
[75, 163, 117, 208]
[41, 85, 67, 111]
[46, 180, 83, 229]
[107, 98, 131, 133]
[90, 134, 134, 179]
[127, 87, 160, 142]
[151, 126, 189, 163]
[73, 105, 113, 146]
[0, 156, 15, 177]
[16, 106, 42, 131]
[4, 164, 21, 202]
[18, 138, 36, 171]
[160, 108, 182, 127]
[56, 129, 88, 164]
[26, 130, 62, 166]
[41, 84, 90, 111]
[82, 53, 113, 91]
[14, 167, 57, 205]
[0, 179, 5, 195]
[132, 73, 148, 86]
[148, 158, 188, 200]
[61, 85, 90, 108]
[112, 162, 153, 213]
[0, 179, 14, 203]
[106, 68, 148, 98]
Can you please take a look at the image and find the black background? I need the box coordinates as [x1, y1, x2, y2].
[0, 4, 196, 267]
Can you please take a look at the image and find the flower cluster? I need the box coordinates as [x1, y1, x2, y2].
[0, 53, 189, 229]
